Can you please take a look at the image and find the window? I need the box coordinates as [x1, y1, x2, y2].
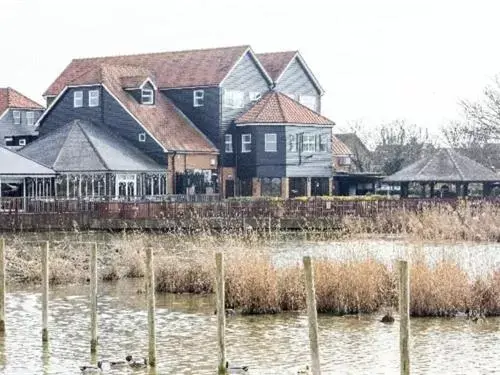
[18, 139, 26, 146]
[141, 89, 154, 105]
[287, 134, 297, 152]
[241, 134, 251, 153]
[139, 133, 146, 142]
[89, 90, 100, 107]
[26, 111, 35, 126]
[303, 134, 315, 152]
[74, 91, 83, 108]
[225, 134, 233, 153]
[249, 92, 261, 101]
[12, 110, 21, 124]
[224, 90, 244, 108]
[338, 156, 351, 166]
[265, 133, 277, 152]
[193, 90, 204, 107]
[319, 134, 328, 152]
[299, 95, 317, 111]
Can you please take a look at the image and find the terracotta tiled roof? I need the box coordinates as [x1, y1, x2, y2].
[44, 45, 251, 96]
[0, 87, 44, 114]
[235, 91, 334, 126]
[257, 51, 297, 81]
[332, 134, 353, 156]
[100, 65, 218, 153]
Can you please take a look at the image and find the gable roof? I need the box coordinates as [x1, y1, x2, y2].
[0, 88, 44, 115]
[44, 45, 271, 96]
[332, 135, 353, 156]
[0, 144, 55, 176]
[235, 91, 334, 126]
[384, 148, 500, 183]
[256, 51, 325, 95]
[20, 119, 165, 172]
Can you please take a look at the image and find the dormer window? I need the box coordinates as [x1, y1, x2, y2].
[141, 89, 154, 105]
[13, 110, 21, 124]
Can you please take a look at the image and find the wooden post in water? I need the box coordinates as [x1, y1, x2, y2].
[399, 260, 410, 375]
[303, 256, 321, 375]
[0, 238, 5, 334]
[146, 247, 156, 367]
[215, 252, 226, 375]
[90, 243, 98, 353]
[42, 241, 49, 342]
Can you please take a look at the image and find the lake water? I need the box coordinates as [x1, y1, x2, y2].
[0, 278, 499, 375]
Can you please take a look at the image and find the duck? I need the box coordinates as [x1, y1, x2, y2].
[80, 361, 103, 373]
[226, 361, 249, 374]
[108, 359, 128, 368]
[126, 355, 148, 368]
[297, 365, 311, 375]
[380, 314, 395, 323]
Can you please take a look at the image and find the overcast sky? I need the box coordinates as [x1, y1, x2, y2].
[1, 0, 499, 135]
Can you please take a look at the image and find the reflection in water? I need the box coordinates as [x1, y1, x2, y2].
[0, 279, 499, 374]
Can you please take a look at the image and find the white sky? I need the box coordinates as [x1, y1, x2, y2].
[1, 0, 499, 136]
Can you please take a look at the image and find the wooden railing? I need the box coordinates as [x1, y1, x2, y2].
[2, 196, 500, 220]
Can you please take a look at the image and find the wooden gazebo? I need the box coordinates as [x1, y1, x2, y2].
[383, 148, 500, 197]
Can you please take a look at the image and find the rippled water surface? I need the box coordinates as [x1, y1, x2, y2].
[1, 278, 499, 375]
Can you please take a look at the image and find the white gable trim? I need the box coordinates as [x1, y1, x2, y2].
[139, 78, 158, 91]
[102, 84, 167, 152]
[0, 109, 8, 122]
[219, 47, 274, 87]
[275, 52, 325, 96]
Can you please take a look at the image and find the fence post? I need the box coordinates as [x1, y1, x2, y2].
[146, 247, 156, 367]
[399, 260, 410, 375]
[215, 252, 226, 374]
[42, 241, 49, 342]
[0, 238, 5, 334]
[303, 256, 321, 375]
[90, 243, 98, 353]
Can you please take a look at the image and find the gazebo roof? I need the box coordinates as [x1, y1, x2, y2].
[0, 145, 55, 177]
[20, 120, 165, 173]
[384, 148, 500, 183]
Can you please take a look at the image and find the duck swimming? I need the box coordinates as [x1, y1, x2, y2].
[80, 361, 103, 373]
[126, 355, 148, 368]
[226, 361, 249, 374]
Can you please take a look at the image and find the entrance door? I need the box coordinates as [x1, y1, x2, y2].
[225, 180, 235, 198]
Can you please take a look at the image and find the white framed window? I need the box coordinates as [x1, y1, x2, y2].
[265, 133, 277, 152]
[319, 134, 328, 152]
[338, 156, 351, 166]
[225, 134, 233, 153]
[12, 110, 21, 124]
[193, 90, 204, 107]
[299, 95, 317, 111]
[303, 134, 316, 152]
[141, 89, 154, 105]
[18, 138, 26, 146]
[89, 90, 100, 107]
[241, 134, 251, 153]
[249, 92, 261, 101]
[287, 134, 297, 152]
[224, 90, 244, 108]
[138, 133, 146, 142]
[74, 91, 83, 108]
[26, 111, 35, 126]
